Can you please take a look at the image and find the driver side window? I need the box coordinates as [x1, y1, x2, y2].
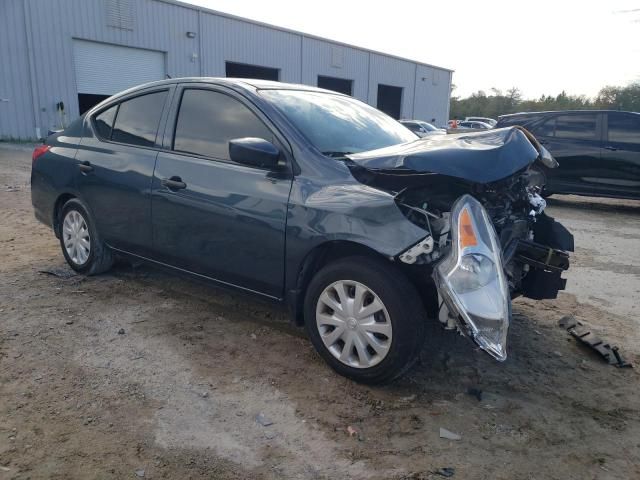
[173, 89, 275, 161]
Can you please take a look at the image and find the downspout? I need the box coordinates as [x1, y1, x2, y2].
[23, 0, 41, 139]
[197, 9, 203, 75]
[411, 63, 417, 119]
[299, 34, 304, 83]
[366, 52, 371, 105]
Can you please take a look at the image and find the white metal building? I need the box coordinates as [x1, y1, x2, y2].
[0, 0, 453, 140]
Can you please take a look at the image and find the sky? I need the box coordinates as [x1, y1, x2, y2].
[184, 0, 640, 99]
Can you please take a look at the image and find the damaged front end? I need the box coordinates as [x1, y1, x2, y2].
[346, 127, 574, 361]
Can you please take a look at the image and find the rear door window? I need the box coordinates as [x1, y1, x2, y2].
[608, 113, 640, 144]
[94, 105, 117, 140]
[554, 114, 598, 140]
[533, 117, 555, 137]
[111, 90, 168, 147]
[173, 88, 274, 161]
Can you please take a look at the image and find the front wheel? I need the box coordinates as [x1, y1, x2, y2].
[304, 256, 427, 384]
[58, 198, 114, 275]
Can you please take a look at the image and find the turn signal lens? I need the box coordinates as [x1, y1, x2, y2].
[459, 207, 478, 248]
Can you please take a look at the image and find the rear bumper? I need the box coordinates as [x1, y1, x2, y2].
[31, 170, 56, 232]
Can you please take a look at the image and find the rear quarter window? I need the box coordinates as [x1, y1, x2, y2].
[93, 105, 117, 140]
[110, 90, 168, 147]
[608, 114, 640, 144]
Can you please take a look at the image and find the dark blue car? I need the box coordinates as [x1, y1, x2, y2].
[31, 78, 573, 383]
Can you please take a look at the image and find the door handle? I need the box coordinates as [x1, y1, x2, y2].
[161, 176, 187, 190]
[604, 146, 618, 151]
[78, 161, 94, 174]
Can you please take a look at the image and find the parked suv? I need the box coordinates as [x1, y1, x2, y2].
[32, 78, 572, 383]
[496, 110, 640, 199]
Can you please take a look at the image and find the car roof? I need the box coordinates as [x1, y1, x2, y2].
[113, 77, 344, 96]
[499, 110, 640, 119]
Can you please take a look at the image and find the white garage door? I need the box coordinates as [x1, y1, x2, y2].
[73, 40, 165, 95]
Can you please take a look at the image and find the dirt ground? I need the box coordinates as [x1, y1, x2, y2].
[1, 142, 640, 480]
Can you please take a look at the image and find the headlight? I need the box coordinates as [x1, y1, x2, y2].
[434, 194, 511, 361]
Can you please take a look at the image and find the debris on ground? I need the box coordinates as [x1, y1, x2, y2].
[559, 316, 632, 368]
[466, 387, 482, 401]
[439, 428, 461, 441]
[117, 328, 125, 335]
[135, 469, 145, 477]
[255, 413, 273, 426]
[433, 467, 456, 477]
[346, 425, 364, 441]
[38, 267, 76, 279]
[400, 394, 417, 403]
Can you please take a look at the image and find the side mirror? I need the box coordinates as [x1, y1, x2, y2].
[229, 137, 281, 169]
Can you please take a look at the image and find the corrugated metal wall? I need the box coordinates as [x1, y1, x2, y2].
[0, 1, 37, 140]
[0, 0, 452, 140]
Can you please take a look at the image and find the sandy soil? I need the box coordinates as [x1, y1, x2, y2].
[1, 143, 640, 479]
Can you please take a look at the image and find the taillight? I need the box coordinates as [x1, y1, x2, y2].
[32, 145, 50, 164]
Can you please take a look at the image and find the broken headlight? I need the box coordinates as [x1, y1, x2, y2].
[434, 194, 510, 361]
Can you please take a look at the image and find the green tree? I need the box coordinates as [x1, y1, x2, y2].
[449, 82, 639, 120]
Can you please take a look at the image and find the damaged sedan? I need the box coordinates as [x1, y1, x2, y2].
[31, 78, 573, 384]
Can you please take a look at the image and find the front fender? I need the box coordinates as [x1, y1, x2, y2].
[284, 178, 428, 293]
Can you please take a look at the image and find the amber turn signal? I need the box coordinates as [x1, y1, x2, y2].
[459, 207, 478, 248]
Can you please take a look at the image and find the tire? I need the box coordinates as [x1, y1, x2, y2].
[58, 198, 114, 275]
[304, 256, 427, 384]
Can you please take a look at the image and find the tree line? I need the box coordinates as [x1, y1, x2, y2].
[449, 83, 640, 120]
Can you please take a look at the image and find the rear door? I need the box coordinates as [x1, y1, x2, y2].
[151, 85, 293, 298]
[75, 87, 173, 254]
[530, 112, 603, 195]
[598, 112, 640, 198]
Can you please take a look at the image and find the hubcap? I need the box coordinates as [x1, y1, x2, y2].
[62, 210, 91, 266]
[316, 280, 392, 369]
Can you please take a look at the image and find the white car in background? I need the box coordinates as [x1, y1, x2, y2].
[400, 120, 447, 137]
[457, 120, 494, 130]
[464, 116, 497, 127]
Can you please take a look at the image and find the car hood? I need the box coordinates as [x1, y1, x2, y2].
[346, 127, 545, 184]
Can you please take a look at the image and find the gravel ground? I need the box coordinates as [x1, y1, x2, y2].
[1, 142, 640, 479]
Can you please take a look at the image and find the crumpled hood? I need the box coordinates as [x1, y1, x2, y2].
[346, 127, 542, 184]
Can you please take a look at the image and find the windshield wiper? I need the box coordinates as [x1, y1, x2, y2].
[321, 151, 354, 159]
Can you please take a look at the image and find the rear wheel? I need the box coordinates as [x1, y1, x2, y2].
[59, 198, 114, 275]
[304, 256, 427, 384]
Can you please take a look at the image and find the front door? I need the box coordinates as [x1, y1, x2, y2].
[151, 86, 292, 298]
[596, 112, 640, 198]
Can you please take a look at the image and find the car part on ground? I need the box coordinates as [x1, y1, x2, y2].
[559, 316, 633, 368]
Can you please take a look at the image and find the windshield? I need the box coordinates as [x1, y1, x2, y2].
[259, 89, 417, 156]
[421, 122, 438, 132]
